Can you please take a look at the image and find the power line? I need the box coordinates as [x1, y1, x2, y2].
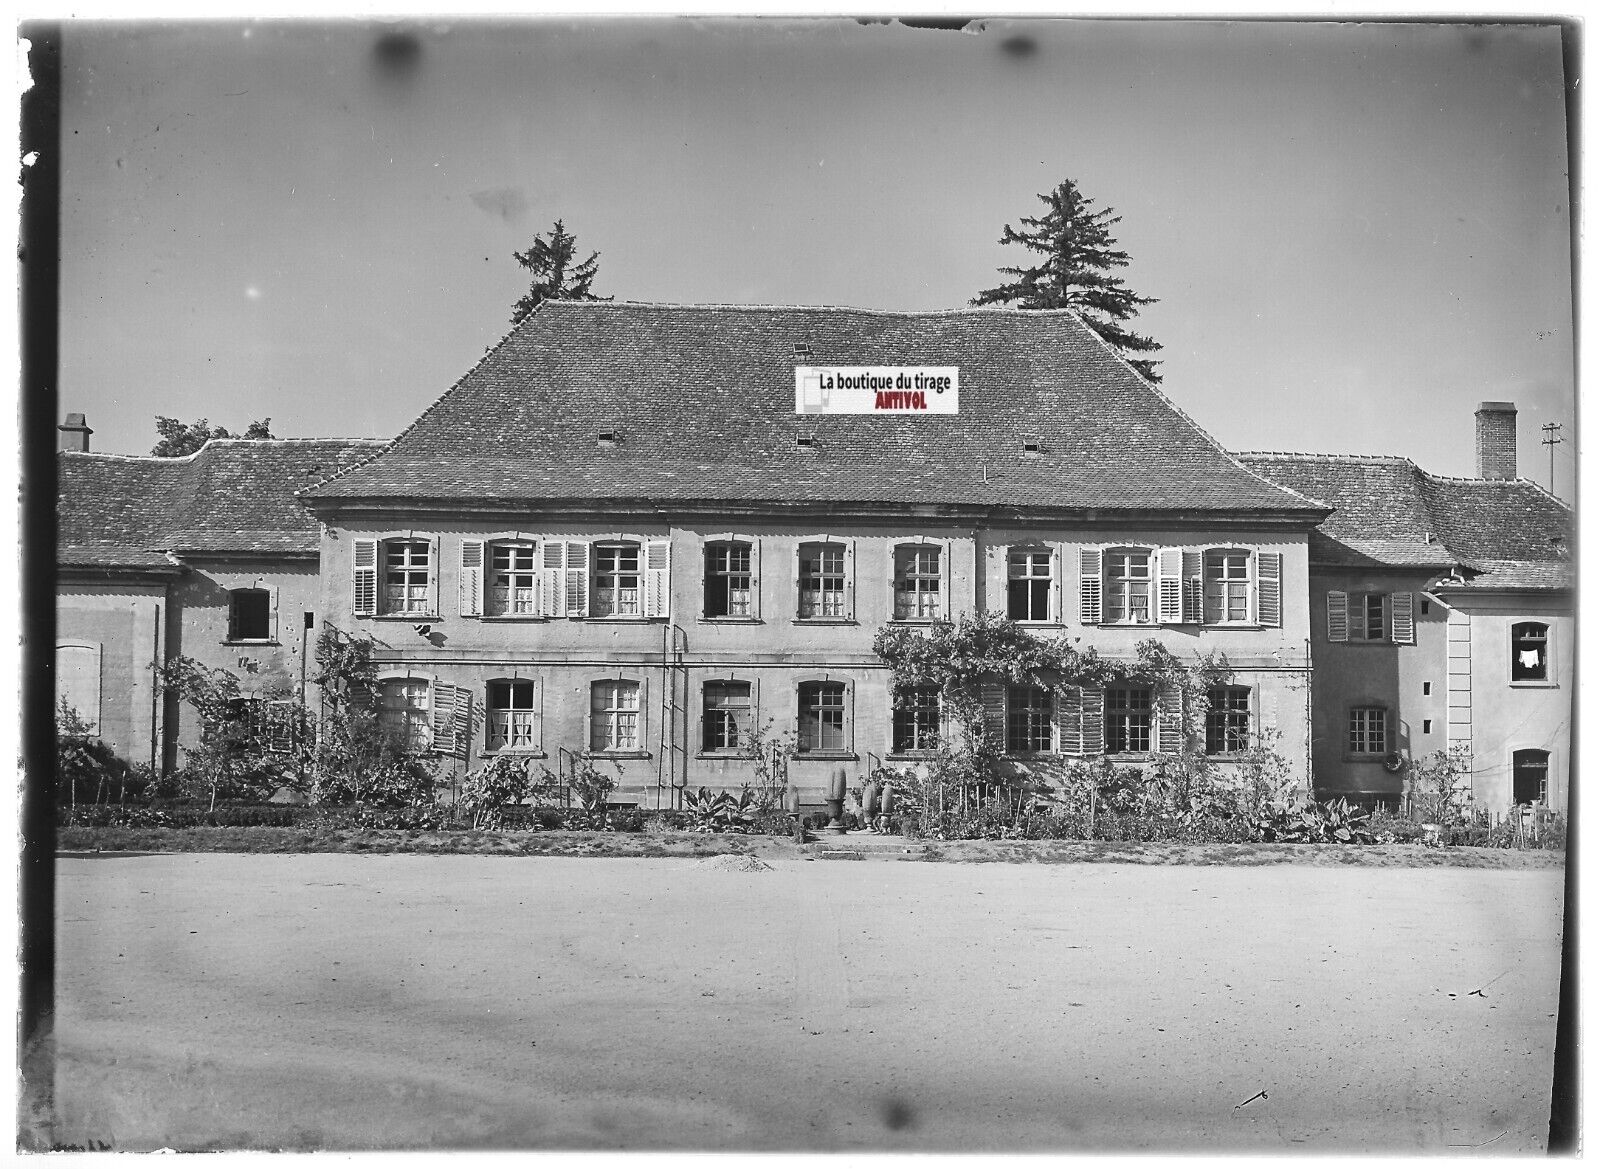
[1540, 423, 1563, 493]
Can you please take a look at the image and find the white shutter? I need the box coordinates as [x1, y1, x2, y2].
[1079, 687, 1105, 755]
[791, 541, 803, 619]
[1157, 548, 1184, 624]
[1078, 548, 1103, 625]
[1390, 591, 1415, 645]
[268, 586, 280, 641]
[540, 541, 566, 617]
[748, 539, 761, 620]
[843, 539, 856, 620]
[430, 682, 465, 756]
[460, 539, 485, 617]
[1157, 682, 1185, 754]
[1327, 591, 1349, 642]
[1051, 545, 1063, 624]
[644, 538, 671, 618]
[1182, 551, 1203, 624]
[565, 541, 590, 617]
[1256, 552, 1282, 628]
[1058, 685, 1083, 755]
[939, 539, 952, 620]
[428, 537, 441, 616]
[352, 538, 378, 617]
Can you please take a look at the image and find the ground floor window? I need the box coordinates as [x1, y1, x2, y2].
[1006, 685, 1053, 754]
[798, 681, 847, 754]
[590, 680, 641, 751]
[1512, 748, 1550, 806]
[702, 681, 752, 752]
[1205, 686, 1251, 755]
[1104, 686, 1152, 754]
[486, 680, 538, 751]
[892, 685, 941, 753]
[1348, 707, 1387, 756]
[379, 679, 431, 752]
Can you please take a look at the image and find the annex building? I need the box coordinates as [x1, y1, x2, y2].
[56, 304, 1572, 812]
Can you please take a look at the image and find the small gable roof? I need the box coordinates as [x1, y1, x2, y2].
[1238, 452, 1572, 592]
[306, 301, 1324, 518]
[59, 438, 384, 570]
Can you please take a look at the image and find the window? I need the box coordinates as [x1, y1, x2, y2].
[1354, 594, 1385, 641]
[379, 540, 433, 616]
[1422, 719, 1433, 735]
[705, 542, 754, 618]
[1327, 592, 1414, 644]
[228, 588, 272, 640]
[1006, 685, 1053, 754]
[593, 543, 642, 617]
[1348, 707, 1387, 756]
[379, 679, 431, 751]
[1511, 622, 1549, 682]
[1007, 549, 1052, 622]
[590, 680, 641, 751]
[1105, 686, 1153, 754]
[1203, 551, 1251, 625]
[56, 641, 103, 735]
[1512, 749, 1550, 806]
[893, 545, 943, 620]
[797, 681, 847, 754]
[1205, 686, 1251, 755]
[892, 685, 941, 754]
[798, 542, 848, 619]
[1422, 681, 1432, 696]
[702, 681, 752, 752]
[486, 680, 539, 751]
[488, 543, 538, 616]
[1105, 550, 1152, 624]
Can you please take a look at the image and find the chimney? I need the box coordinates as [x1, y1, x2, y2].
[58, 412, 92, 453]
[1475, 401, 1517, 480]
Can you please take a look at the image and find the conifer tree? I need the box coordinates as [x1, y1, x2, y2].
[509, 220, 610, 327]
[973, 179, 1163, 382]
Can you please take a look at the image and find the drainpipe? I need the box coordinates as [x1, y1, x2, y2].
[149, 599, 161, 779]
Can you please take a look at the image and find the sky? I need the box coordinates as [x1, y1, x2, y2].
[55, 17, 1577, 498]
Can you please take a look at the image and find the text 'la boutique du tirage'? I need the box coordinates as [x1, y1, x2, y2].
[793, 367, 960, 415]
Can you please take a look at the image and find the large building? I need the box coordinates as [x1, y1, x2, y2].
[56, 305, 1573, 814]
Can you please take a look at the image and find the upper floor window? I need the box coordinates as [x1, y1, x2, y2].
[891, 685, 941, 754]
[1205, 686, 1251, 755]
[1008, 549, 1053, 622]
[1327, 591, 1414, 645]
[1104, 550, 1153, 624]
[379, 678, 432, 752]
[486, 679, 539, 752]
[1006, 685, 1053, 754]
[488, 542, 539, 616]
[1105, 685, 1153, 754]
[384, 540, 433, 616]
[1203, 551, 1252, 625]
[593, 543, 642, 618]
[1348, 706, 1388, 756]
[798, 542, 849, 619]
[797, 680, 848, 754]
[705, 542, 754, 619]
[893, 545, 943, 620]
[228, 587, 273, 641]
[591, 679, 641, 752]
[703, 680, 752, 752]
[1511, 622, 1549, 682]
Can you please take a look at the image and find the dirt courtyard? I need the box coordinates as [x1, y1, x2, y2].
[52, 852, 1564, 1152]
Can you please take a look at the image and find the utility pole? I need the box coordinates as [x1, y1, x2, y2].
[1541, 422, 1563, 493]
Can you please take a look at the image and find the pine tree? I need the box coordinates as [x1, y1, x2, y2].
[972, 179, 1163, 382]
[509, 220, 610, 327]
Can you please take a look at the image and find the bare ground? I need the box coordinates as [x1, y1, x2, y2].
[51, 852, 1563, 1152]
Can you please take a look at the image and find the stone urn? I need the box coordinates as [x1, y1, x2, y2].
[825, 766, 848, 835]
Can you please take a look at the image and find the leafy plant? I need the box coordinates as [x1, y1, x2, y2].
[55, 698, 143, 806]
[1256, 797, 1377, 845]
[682, 787, 757, 834]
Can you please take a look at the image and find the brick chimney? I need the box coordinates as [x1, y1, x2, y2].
[57, 412, 92, 453]
[1475, 401, 1517, 480]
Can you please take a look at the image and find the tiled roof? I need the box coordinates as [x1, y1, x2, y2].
[307, 302, 1325, 516]
[1239, 452, 1572, 591]
[59, 439, 384, 569]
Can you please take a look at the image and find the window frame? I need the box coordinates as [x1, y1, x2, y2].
[588, 677, 646, 755]
[592, 540, 645, 619]
[1511, 748, 1551, 806]
[1104, 684, 1155, 755]
[701, 678, 755, 754]
[226, 586, 276, 643]
[484, 677, 542, 754]
[1005, 684, 1055, 755]
[889, 684, 943, 757]
[1006, 546, 1056, 624]
[1202, 548, 1254, 626]
[1204, 685, 1253, 756]
[891, 540, 948, 622]
[1346, 705, 1390, 759]
[795, 677, 853, 758]
[702, 536, 759, 621]
[377, 674, 433, 753]
[382, 537, 436, 618]
[796, 538, 854, 622]
[1510, 621, 1553, 685]
[485, 539, 541, 618]
[1102, 547, 1155, 626]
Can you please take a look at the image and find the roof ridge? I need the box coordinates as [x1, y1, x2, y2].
[59, 437, 386, 464]
[541, 298, 1094, 318]
[1235, 450, 1417, 466]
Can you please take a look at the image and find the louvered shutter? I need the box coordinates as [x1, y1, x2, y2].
[1390, 591, 1415, 645]
[842, 539, 856, 620]
[1050, 545, 1063, 624]
[1079, 687, 1105, 755]
[460, 539, 484, 617]
[938, 540, 952, 620]
[1078, 548, 1103, 625]
[1157, 682, 1186, 754]
[268, 586, 280, 641]
[747, 539, 761, 620]
[981, 682, 1007, 754]
[1256, 552, 1282, 628]
[565, 541, 590, 617]
[1058, 686, 1083, 755]
[1157, 548, 1184, 624]
[643, 539, 672, 618]
[540, 541, 566, 617]
[1326, 591, 1349, 642]
[352, 538, 378, 617]
[1182, 552, 1203, 623]
[430, 682, 461, 755]
[428, 537, 441, 615]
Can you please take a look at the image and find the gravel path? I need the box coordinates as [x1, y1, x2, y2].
[53, 853, 1564, 1152]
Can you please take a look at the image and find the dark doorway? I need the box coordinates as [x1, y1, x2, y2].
[1512, 749, 1550, 806]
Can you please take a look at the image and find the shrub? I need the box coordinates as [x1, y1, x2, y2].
[683, 787, 756, 834]
[1256, 797, 1377, 845]
[748, 807, 797, 836]
[56, 699, 142, 806]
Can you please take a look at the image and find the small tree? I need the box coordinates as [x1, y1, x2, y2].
[309, 626, 436, 807]
[151, 416, 274, 457]
[154, 658, 299, 808]
[509, 219, 610, 327]
[55, 697, 140, 808]
[972, 177, 1163, 381]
